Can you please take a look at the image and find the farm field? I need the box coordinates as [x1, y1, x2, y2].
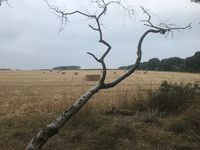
[0, 70, 200, 150]
[0, 70, 199, 117]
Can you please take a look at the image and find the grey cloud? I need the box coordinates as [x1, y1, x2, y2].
[0, 0, 199, 69]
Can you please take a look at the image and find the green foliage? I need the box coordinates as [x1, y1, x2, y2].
[52, 66, 81, 70]
[159, 57, 185, 71]
[139, 58, 160, 70]
[149, 81, 199, 112]
[184, 52, 200, 72]
[119, 51, 200, 72]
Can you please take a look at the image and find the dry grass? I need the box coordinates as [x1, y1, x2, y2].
[0, 70, 199, 117]
[0, 70, 200, 150]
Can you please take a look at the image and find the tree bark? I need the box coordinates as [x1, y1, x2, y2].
[25, 84, 101, 150]
[25, 29, 163, 150]
[25, 4, 191, 150]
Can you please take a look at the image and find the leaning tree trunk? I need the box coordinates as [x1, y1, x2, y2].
[25, 2, 191, 150]
[25, 85, 101, 150]
[25, 28, 173, 150]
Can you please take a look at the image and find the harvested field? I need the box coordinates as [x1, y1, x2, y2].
[0, 70, 199, 117]
[0, 70, 200, 150]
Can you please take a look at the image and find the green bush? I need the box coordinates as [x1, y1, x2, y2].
[149, 81, 199, 112]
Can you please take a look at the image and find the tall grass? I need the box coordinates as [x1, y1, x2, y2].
[1, 71, 200, 149]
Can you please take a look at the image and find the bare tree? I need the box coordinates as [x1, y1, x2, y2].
[23, 1, 192, 150]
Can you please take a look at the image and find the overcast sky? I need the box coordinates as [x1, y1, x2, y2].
[0, 0, 199, 69]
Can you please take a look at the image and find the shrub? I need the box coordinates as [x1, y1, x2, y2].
[149, 81, 199, 113]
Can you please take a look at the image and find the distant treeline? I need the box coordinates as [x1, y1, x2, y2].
[0, 68, 12, 71]
[119, 51, 200, 72]
[52, 66, 81, 70]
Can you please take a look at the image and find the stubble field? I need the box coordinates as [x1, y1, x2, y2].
[0, 70, 200, 150]
[0, 70, 199, 117]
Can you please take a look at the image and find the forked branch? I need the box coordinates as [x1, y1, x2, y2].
[101, 7, 191, 88]
[25, 1, 191, 150]
[44, 0, 133, 86]
[140, 7, 191, 35]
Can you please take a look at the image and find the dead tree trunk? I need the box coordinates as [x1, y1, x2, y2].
[25, 1, 191, 150]
[25, 85, 100, 150]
